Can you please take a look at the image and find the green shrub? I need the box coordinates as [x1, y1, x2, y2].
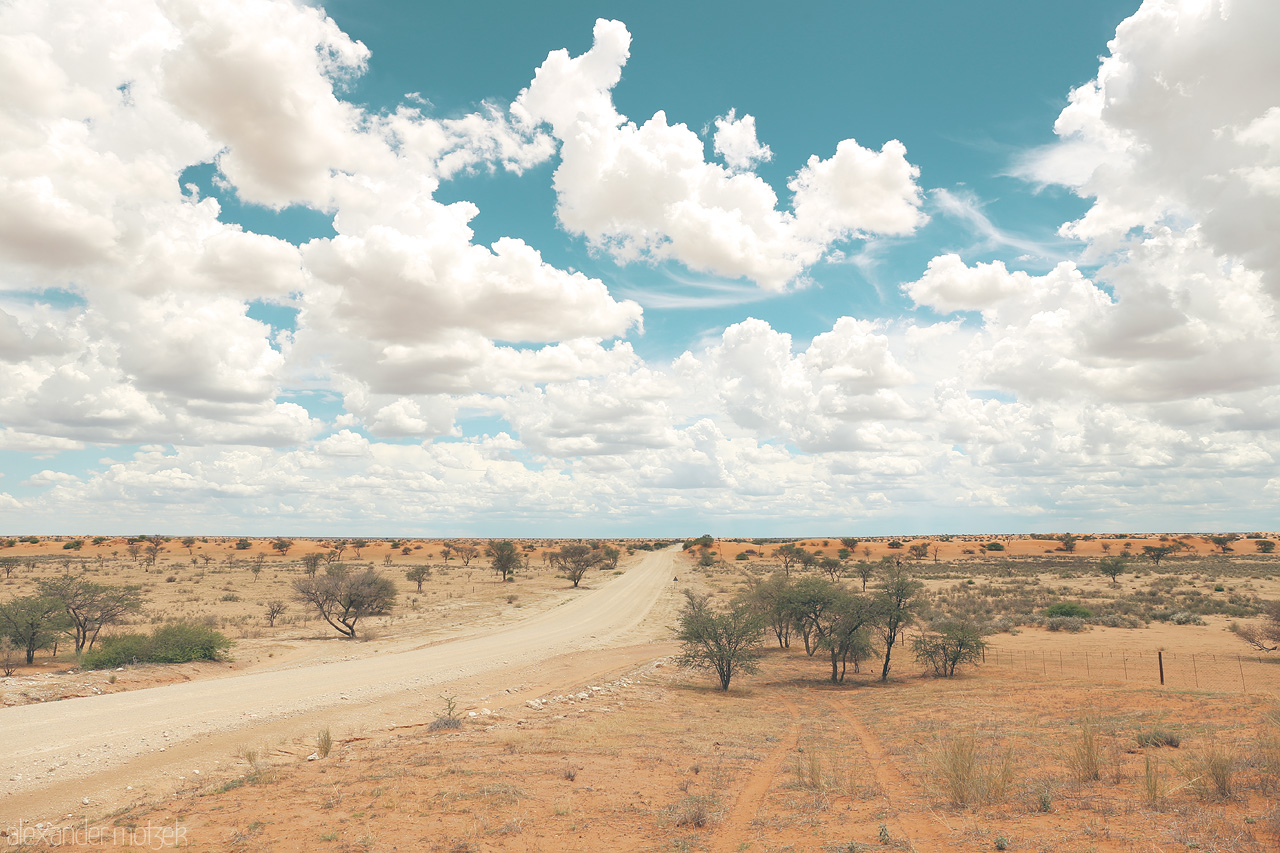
[147, 622, 232, 663]
[82, 622, 232, 669]
[1045, 602, 1093, 619]
[985, 542, 1005, 551]
[82, 634, 149, 669]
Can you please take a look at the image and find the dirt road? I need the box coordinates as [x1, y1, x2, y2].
[0, 548, 683, 824]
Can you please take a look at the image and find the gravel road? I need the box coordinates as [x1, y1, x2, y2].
[0, 547, 681, 824]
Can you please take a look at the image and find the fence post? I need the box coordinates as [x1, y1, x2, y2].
[1192, 654, 1198, 688]
[1123, 656, 1128, 680]
[1158, 650, 1164, 686]
[1239, 655, 1247, 694]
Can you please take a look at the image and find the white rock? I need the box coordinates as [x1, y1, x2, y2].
[82, 797, 89, 805]
[307, 753, 319, 761]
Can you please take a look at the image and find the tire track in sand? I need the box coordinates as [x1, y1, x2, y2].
[826, 697, 955, 852]
[711, 696, 801, 853]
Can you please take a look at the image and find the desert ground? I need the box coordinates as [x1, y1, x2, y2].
[1, 533, 1278, 851]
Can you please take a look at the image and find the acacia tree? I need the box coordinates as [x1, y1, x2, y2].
[37, 574, 143, 652]
[787, 576, 844, 657]
[1099, 556, 1127, 588]
[1143, 545, 1175, 566]
[405, 565, 431, 592]
[0, 595, 69, 663]
[551, 543, 600, 587]
[292, 566, 396, 638]
[912, 620, 987, 677]
[601, 545, 621, 569]
[455, 544, 478, 567]
[264, 600, 287, 627]
[820, 591, 879, 683]
[272, 539, 293, 556]
[747, 573, 795, 649]
[854, 560, 876, 592]
[488, 540, 520, 581]
[675, 591, 765, 691]
[775, 544, 802, 576]
[302, 552, 324, 576]
[875, 566, 925, 682]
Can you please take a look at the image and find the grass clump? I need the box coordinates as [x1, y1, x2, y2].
[1136, 728, 1181, 749]
[930, 732, 1015, 807]
[317, 727, 333, 758]
[669, 794, 718, 827]
[1184, 740, 1237, 800]
[1065, 717, 1104, 782]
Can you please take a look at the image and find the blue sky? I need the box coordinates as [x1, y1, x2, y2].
[2, 0, 1278, 536]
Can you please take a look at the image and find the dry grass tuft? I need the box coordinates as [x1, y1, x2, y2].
[1065, 717, 1104, 782]
[929, 732, 1015, 807]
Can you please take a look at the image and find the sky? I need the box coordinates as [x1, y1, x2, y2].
[2, 0, 1279, 537]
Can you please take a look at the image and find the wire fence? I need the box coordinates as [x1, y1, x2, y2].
[981, 645, 1280, 696]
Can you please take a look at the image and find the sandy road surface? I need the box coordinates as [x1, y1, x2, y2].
[0, 548, 682, 823]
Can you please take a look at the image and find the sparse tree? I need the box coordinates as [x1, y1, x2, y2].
[181, 537, 196, 555]
[1257, 540, 1277, 554]
[333, 540, 348, 560]
[787, 576, 845, 657]
[820, 591, 879, 683]
[775, 544, 801, 576]
[854, 560, 878, 592]
[675, 591, 765, 691]
[1207, 534, 1238, 553]
[405, 565, 431, 592]
[302, 552, 324, 576]
[912, 620, 987, 677]
[126, 543, 142, 563]
[455, 544, 478, 567]
[601, 545, 621, 570]
[264, 600, 287, 627]
[819, 557, 847, 582]
[1099, 555, 1127, 587]
[0, 595, 69, 664]
[747, 572, 795, 649]
[840, 538, 860, 553]
[1143, 545, 1176, 567]
[292, 565, 396, 638]
[489, 541, 520, 582]
[37, 574, 143, 652]
[908, 542, 930, 560]
[0, 557, 15, 579]
[551, 543, 600, 588]
[351, 539, 367, 559]
[875, 566, 925, 682]
[1057, 533, 1078, 553]
[440, 544, 454, 562]
[272, 538, 293, 556]
[143, 541, 162, 569]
